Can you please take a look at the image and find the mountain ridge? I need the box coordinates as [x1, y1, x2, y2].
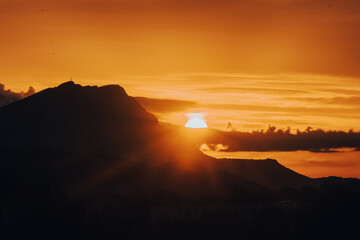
[0, 81, 351, 194]
[0, 81, 159, 154]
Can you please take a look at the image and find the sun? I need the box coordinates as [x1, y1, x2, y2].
[185, 113, 208, 128]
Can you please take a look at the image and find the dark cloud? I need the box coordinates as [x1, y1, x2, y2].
[0, 83, 35, 107]
[135, 97, 196, 113]
[204, 126, 360, 152]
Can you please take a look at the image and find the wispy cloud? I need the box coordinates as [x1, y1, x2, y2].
[126, 73, 360, 131]
[282, 96, 360, 106]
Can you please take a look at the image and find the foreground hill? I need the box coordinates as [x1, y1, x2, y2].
[0, 82, 359, 239]
[215, 158, 312, 189]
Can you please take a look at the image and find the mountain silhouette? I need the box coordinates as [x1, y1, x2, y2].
[0, 82, 311, 192]
[0, 81, 159, 154]
[215, 158, 311, 189]
[1, 82, 359, 240]
[0, 82, 316, 194]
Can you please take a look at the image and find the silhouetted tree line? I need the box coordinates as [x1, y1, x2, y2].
[206, 125, 360, 152]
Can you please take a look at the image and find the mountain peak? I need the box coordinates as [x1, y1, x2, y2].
[58, 81, 75, 88]
[99, 84, 127, 96]
[54, 82, 128, 98]
[0, 81, 159, 154]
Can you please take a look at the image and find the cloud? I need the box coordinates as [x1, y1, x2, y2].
[194, 87, 308, 95]
[282, 96, 360, 106]
[0, 83, 35, 107]
[204, 126, 360, 152]
[200, 143, 228, 152]
[135, 97, 197, 113]
[199, 103, 360, 118]
[112, 73, 360, 132]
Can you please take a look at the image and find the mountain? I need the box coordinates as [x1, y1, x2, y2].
[215, 158, 312, 189]
[0, 81, 159, 154]
[0, 81, 311, 192]
[0, 82, 359, 239]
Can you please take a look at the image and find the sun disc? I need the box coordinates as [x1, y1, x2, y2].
[185, 117, 208, 128]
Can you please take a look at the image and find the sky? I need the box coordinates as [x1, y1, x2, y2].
[1, 0, 360, 131]
[1, 0, 360, 177]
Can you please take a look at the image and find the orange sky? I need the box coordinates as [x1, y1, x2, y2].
[1, 0, 360, 177]
[2, 0, 360, 84]
[1, 0, 360, 131]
